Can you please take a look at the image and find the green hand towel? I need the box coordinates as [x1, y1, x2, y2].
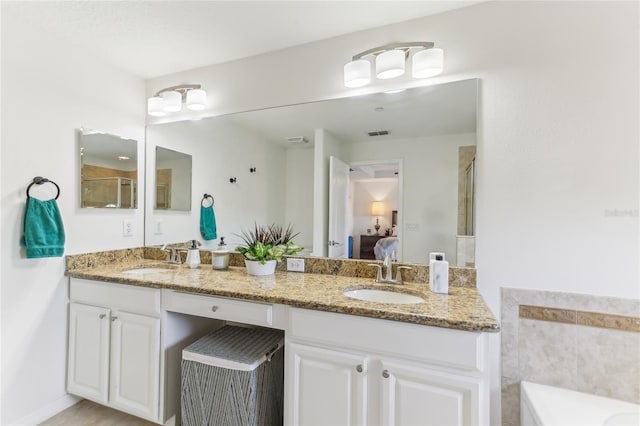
[21, 197, 66, 258]
[200, 205, 217, 241]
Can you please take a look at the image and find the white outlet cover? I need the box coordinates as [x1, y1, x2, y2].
[286, 258, 305, 272]
[123, 220, 133, 237]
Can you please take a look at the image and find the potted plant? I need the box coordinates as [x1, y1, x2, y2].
[236, 223, 303, 276]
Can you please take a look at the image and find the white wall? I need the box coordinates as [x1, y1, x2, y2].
[0, 10, 146, 425]
[284, 147, 314, 251]
[145, 119, 287, 249]
[147, 3, 639, 424]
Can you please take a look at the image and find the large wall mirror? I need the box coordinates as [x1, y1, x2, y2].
[79, 128, 138, 208]
[144, 79, 478, 265]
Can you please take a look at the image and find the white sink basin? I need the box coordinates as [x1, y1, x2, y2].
[122, 267, 175, 275]
[343, 288, 425, 304]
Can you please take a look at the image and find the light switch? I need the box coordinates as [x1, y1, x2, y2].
[123, 220, 133, 237]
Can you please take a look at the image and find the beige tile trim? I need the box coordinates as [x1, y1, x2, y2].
[519, 304, 640, 332]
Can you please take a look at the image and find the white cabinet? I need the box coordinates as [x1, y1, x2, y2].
[286, 308, 489, 426]
[67, 303, 110, 404]
[379, 357, 482, 426]
[108, 310, 160, 420]
[67, 279, 161, 423]
[287, 342, 368, 426]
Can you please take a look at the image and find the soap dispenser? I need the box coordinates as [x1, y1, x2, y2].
[186, 240, 201, 269]
[431, 254, 449, 294]
[212, 237, 230, 270]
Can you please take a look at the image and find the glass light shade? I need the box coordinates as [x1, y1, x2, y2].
[147, 96, 166, 117]
[371, 201, 385, 216]
[186, 89, 207, 111]
[162, 90, 182, 112]
[376, 49, 405, 79]
[344, 59, 371, 88]
[412, 48, 444, 78]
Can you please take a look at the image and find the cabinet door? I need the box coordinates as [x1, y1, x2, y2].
[109, 310, 160, 422]
[379, 358, 482, 426]
[287, 342, 368, 426]
[67, 303, 110, 404]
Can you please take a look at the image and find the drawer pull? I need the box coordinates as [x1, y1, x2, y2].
[211, 306, 219, 312]
[356, 364, 363, 373]
[99, 314, 106, 319]
[111, 316, 118, 322]
[382, 369, 390, 378]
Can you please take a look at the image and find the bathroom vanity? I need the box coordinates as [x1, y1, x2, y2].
[65, 252, 498, 425]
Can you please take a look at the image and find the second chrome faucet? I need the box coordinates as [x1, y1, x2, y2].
[368, 256, 411, 284]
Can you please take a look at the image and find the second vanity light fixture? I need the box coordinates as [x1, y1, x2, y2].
[344, 42, 444, 88]
[147, 84, 207, 116]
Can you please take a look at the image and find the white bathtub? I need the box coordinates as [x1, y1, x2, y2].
[521, 381, 640, 426]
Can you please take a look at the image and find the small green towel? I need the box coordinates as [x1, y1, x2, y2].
[21, 197, 66, 258]
[200, 205, 217, 241]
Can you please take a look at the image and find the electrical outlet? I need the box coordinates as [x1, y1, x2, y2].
[123, 220, 133, 237]
[286, 258, 305, 272]
[154, 220, 163, 235]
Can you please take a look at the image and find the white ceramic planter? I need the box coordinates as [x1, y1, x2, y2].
[244, 259, 277, 276]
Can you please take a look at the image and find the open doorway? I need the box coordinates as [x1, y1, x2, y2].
[347, 160, 402, 261]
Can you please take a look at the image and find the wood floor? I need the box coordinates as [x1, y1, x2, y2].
[40, 399, 156, 426]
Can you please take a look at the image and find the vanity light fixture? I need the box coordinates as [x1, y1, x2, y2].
[147, 84, 207, 116]
[343, 42, 444, 88]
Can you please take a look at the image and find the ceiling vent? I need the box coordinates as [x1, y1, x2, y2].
[367, 130, 390, 137]
[286, 136, 309, 144]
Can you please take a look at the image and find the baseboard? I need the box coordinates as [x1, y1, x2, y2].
[14, 394, 81, 426]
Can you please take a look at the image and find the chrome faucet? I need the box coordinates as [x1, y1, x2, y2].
[161, 244, 182, 264]
[368, 258, 412, 284]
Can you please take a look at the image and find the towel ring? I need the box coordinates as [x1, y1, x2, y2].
[201, 194, 214, 207]
[26, 176, 60, 200]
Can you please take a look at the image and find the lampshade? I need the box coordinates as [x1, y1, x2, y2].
[147, 96, 166, 117]
[344, 59, 371, 88]
[371, 201, 385, 216]
[162, 90, 182, 112]
[186, 89, 207, 110]
[376, 50, 405, 79]
[412, 48, 444, 78]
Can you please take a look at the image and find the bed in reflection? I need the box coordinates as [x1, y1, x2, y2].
[374, 237, 398, 260]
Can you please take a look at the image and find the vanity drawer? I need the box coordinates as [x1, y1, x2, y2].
[289, 307, 485, 372]
[162, 290, 273, 327]
[70, 278, 161, 317]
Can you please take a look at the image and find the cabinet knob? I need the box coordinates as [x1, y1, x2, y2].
[356, 364, 363, 373]
[211, 306, 219, 312]
[99, 314, 106, 319]
[382, 369, 390, 378]
[111, 316, 118, 322]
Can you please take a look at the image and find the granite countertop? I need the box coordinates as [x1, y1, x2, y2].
[67, 259, 499, 333]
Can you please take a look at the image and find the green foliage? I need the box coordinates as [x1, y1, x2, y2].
[235, 223, 303, 264]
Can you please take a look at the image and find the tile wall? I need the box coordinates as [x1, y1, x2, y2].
[501, 287, 640, 426]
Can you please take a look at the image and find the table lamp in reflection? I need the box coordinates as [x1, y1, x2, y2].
[371, 201, 385, 235]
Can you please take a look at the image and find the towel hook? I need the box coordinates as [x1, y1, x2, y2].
[201, 193, 214, 207]
[26, 176, 60, 200]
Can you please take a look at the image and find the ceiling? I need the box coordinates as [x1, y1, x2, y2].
[2, 1, 480, 79]
[224, 78, 477, 147]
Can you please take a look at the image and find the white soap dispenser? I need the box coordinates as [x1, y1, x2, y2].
[432, 254, 449, 294]
[186, 240, 201, 269]
[429, 252, 446, 291]
[212, 237, 230, 270]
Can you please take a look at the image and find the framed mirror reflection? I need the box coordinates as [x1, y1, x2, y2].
[154, 146, 192, 211]
[79, 128, 138, 209]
